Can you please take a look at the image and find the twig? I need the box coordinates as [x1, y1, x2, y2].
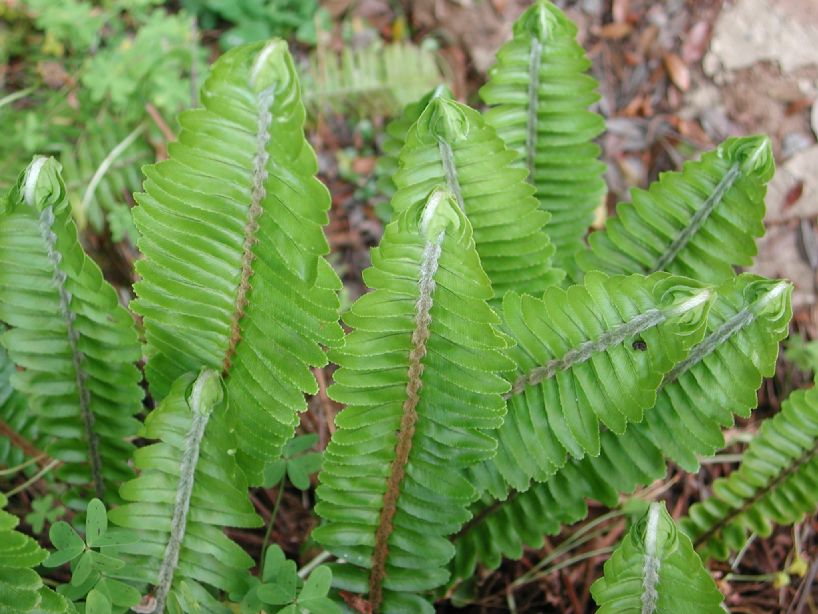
[145, 103, 175, 143]
[298, 550, 333, 579]
[0, 417, 52, 468]
[259, 477, 286, 577]
[5, 458, 61, 497]
[791, 555, 818, 614]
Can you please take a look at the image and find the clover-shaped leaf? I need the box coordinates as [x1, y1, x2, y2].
[25, 495, 65, 534]
[44, 521, 84, 567]
[263, 434, 323, 491]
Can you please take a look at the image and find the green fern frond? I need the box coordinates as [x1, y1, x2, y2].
[392, 97, 564, 299]
[0, 157, 143, 500]
[313, 188, 514, 613]
[0, 340, 38, 468]
[487, 271, 712, 491]
[60, 116, 152, 242]
[591, 502, 724, 614]
[109, 369, 261, 614]
[303, 42, 447, 120]
[682, 378, 818, 561]
[376, 86, 453, 201]
[454, 274, 790, 576]
[131, 39, 343, 481]
[579, 136, 773, 283]
[0, 493, 75, 614]
[480, 0, 606, 274]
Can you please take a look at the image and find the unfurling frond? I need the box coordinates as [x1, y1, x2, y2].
[109, 370, 261, 614]
[0, 493, 75, 614]
[481, 0, 606, 274]
[486, 272, 712, 491]
[131, 40, 343, 482]
[0, 157, 143, 500]
[579, 136, 773, 283]
[314, 188, 514, 613]
[591, 502, 724, 614]
[683, 379, 818, 561]
[391, 96, 563, 299]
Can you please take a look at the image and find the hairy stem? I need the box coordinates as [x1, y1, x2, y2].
[152, 372, 218, 614]
[640, 503, 661, 614]
[222, 87, 274, 373]
[438, 140, 466, 212]
[369, 234, 443, 612]
[649, 163, 740, 273]
[35, 201, 104, 498]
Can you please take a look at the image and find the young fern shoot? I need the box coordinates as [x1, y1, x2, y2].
[314, 188, 514, 612]
[0, 157, 143, 501]
[109, 370, 261, 614]
[591, 502, 724, 614]
[480, 0, 606, 274]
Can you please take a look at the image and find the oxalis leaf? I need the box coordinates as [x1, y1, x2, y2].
[591, 502, 724, 614]
[683, 377, 818, 561]
[579, 135, 773, 284]
[313, 187, 514, 613]
[108, 369, 261, 613]
[480, 0, 606, 276]
[0, 156, 143, 501]
[131, 39, 343, 483]
[0, 493, 74, 614]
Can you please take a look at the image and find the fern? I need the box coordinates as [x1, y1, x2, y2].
[683, 378, 818, 561]
[454, 274, 791, 577]
[591, 502, 724, 614]
[0, 493, 75, 614]
[313, 188, 514, 613]
[108, 369, 261, 613]
[0, 157, 143, 500]
[392, 96, 563, 299]
[480, 0, 606, 274]
[60, 116, 152, 242]
[485, 271, 711, 491]
[131, 39, 343, 482]
[579, 135, 772, 283]
[303, 41, 447, 120]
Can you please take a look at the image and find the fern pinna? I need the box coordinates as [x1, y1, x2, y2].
[314, 188, 513, 612]
[109, 370, 260, 613]
[480, 0, 606, 274]
[131, 39, 342, 482]
[0, 157, 143, 501]
[683, 378, 818, 561]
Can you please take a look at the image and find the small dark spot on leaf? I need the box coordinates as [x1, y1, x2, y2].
[632, 339, 647, 351]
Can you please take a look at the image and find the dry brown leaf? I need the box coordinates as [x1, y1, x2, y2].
[663, 53, 690, 91]
[682, 21, 710, 63]
[596, 22, 633, 40]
